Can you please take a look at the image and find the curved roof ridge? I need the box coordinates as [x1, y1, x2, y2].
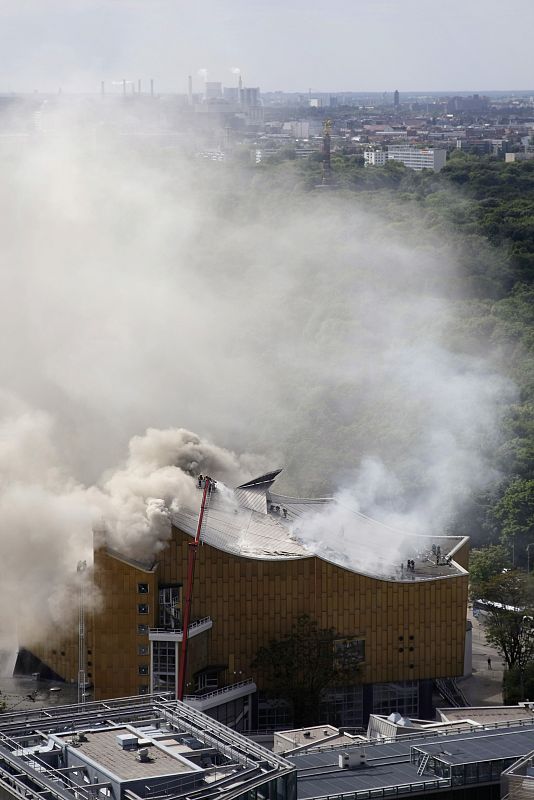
[268, 492, 334, 503]
[334, 499, 465, 542]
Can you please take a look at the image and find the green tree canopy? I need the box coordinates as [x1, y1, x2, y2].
[252, 615, 362, 727]
[469, 544, 511, 595]
[493, 479, 534, 566]
[474, 570, 534, 668]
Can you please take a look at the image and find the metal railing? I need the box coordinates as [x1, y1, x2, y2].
[183, 678, 255, 702]
[149, 616, 212, 635]
[0, 730, 94, 800]
[290, 713, 534, 755]
[307, 777, 452, 799]
[435, 677, 469, 707]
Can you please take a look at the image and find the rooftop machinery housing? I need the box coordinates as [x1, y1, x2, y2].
[0, 695, 296, 800]
[25, 471, 469, 730]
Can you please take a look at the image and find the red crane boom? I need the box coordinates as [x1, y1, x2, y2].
[177, 476, 211, 700]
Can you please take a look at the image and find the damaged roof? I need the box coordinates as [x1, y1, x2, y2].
[170, 470, 469, 580]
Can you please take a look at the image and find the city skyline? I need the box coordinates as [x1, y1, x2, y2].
[1, 0, 534, 94]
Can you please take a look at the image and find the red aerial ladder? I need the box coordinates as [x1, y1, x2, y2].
[177, 476, 212, 701]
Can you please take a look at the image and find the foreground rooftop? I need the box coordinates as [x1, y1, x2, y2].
[0, 695, 295, 800]
[288, 717, 534, 799]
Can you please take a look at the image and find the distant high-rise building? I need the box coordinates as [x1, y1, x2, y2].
[223, 86, 239, 103]
[241, 86, 260, 107]
[205, 81, 222, 100]
[394, 89, 400, 108]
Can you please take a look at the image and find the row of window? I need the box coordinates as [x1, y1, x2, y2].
[373, 681, 418, 716]
[137, 586, 150, 690]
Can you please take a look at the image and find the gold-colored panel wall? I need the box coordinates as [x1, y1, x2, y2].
[24, 525, 469, 701]
[91, 549, 157, 700]
[30, 623, 79, 684]
[159, 526, 468, 690]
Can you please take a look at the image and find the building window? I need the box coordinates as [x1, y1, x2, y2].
[152, 640, 176, 691]
[138, 583, 149, 594]
[138, 645, 149, 656]
[334, 638, 365, 668]
[195, 670, 219, 692]
[373, 681, 418, 717]
[138, 603, 149, 614]
[138, 664, 149, 675]
[159, 586, 181, 629]
[257, 694, 292, 731]
[321, 685, 364, 728]
[137, 624, 149, 635]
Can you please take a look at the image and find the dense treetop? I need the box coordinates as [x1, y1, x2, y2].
[255, 151, 534, 554]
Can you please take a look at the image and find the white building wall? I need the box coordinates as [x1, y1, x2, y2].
[387, 146, 447, 172]
[364, 150, 387, 166]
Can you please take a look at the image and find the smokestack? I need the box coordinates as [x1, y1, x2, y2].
[122, 79, 126, 97]
[138, 79, 141, 94]
[188, 75, 193, 106]
[238, 75, 243, 105]
[100, 81, 105, 96]
[150, 79, 154, 97]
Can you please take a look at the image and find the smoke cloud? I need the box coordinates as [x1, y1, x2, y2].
[0, 106, 513, 654]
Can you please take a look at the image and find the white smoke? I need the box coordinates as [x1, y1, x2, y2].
[0, 397, 266, 647]
[0, 107, 514, 648]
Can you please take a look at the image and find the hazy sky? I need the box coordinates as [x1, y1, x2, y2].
[1, 0, 533, 94]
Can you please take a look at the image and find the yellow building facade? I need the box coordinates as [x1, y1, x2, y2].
[29, 471, 469, 729]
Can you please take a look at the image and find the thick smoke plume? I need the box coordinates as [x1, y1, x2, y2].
[0, 109, 513, 656]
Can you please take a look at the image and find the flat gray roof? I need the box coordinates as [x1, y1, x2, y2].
[438, 705, 534, 724]
[55, 727, 194, 781]
[416, 728, 534, 766]
[0, 696, 294, 800]
[291, 722, 534, 798]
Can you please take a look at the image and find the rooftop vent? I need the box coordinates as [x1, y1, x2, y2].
[303, 731, 311, 738]
[137, 748, 151, 763]
[339, 749, 367, 770]
[117, 734, 139, 750]
[70, 732, 88, 746]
